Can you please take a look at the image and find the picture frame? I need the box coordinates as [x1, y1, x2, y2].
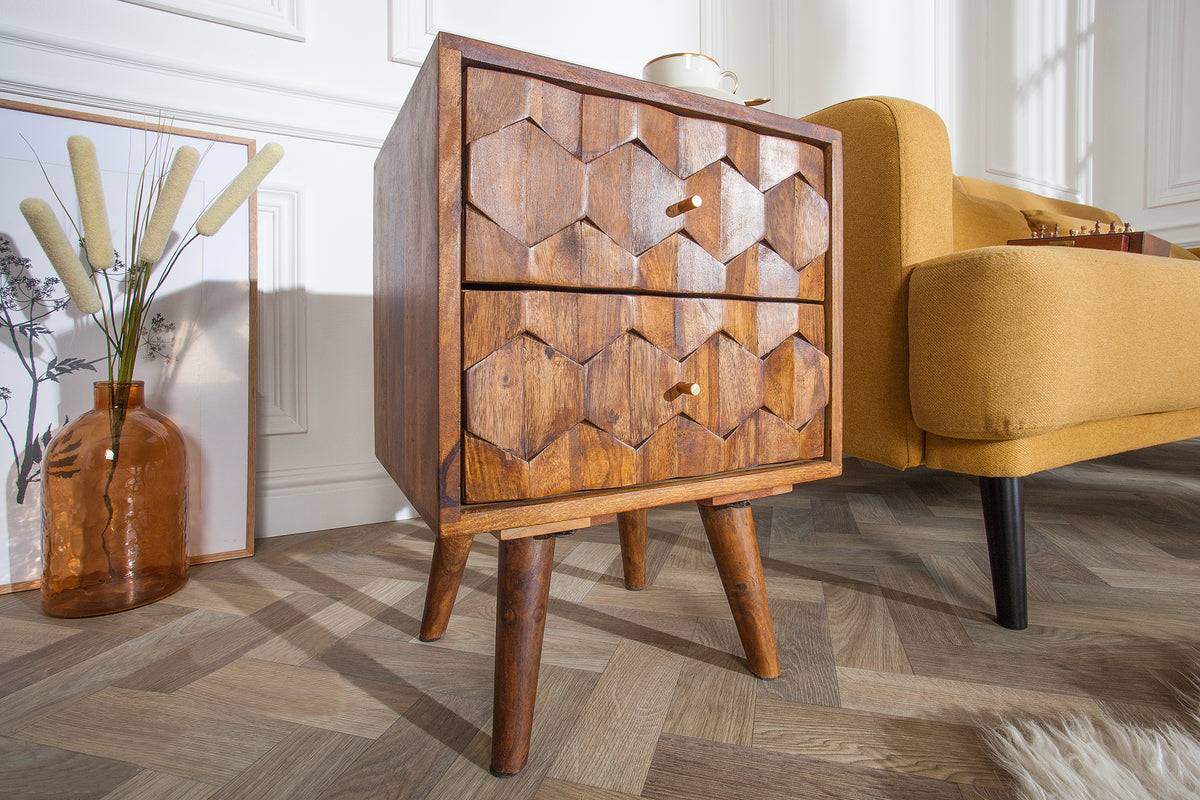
[0, 99, 257, 592]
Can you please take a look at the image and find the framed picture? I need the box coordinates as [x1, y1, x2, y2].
[0, 99, 257, 592]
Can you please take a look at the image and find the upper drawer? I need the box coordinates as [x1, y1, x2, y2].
[463, 68, 830, 301]
[461, 290, 830, 503]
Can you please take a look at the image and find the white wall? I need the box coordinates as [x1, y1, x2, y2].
[946, 0, 1199, 246]
[0, 0, 722, 540]
[2, 0, 1193, 546]
[1093, 0, 1200, 247]
[767, 0, 944, 118]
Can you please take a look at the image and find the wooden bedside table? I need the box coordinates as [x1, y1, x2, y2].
[374, 33, 842, 775]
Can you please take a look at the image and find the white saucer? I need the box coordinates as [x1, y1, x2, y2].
[675, 84, 746, 104]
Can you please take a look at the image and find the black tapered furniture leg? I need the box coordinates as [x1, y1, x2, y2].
[979, 476, 1028, 630]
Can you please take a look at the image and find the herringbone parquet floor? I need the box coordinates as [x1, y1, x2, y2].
[3, 441, 1200, 799]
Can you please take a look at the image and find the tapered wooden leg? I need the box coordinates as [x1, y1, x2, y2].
[491, 534, 556, 776]
[616, 509, 648, 590]
[696, 500, 780, 679]
[419, 534, 474, 642]
[979, 476, 1028, 630]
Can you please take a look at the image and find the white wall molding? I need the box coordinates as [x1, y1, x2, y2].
[119, 0, 306, 42]
[256, 461, 415, 538]
[1146, 0, 1200, 208]
[1074, 0, 1095, 204]
[387, 0, 720, 78]
[933, 0, 956, 158]
[699, 0, 728, 69]
[388, 0, 436, 66]
[256, 188, 308, 436]
[0, 25, 396, 147]
[767, 0, 791, 118]
[980, 0, 1093, 202]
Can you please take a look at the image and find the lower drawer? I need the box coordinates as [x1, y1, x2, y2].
[461, 290, 830, 503]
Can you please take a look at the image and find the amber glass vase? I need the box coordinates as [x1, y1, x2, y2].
[40, 381, 188, 617]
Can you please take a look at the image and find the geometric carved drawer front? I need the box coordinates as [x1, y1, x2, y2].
[462, 290, 829, 503]
[464, 68, 830, 301]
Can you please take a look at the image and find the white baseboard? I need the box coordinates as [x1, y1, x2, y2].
[255, 460, 416, 539]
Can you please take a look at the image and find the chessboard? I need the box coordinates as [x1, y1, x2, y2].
[1008, 222, 1170, 257]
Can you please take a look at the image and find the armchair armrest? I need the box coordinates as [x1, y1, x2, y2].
[909, 246, 1200, 440]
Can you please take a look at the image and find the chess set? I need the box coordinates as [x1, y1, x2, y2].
[1008, 220, 1171, 257]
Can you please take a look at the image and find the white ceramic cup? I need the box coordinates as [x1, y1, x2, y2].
[642, 53, 738, 94]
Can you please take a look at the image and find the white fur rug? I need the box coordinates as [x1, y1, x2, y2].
[986, 714, 1200, 799]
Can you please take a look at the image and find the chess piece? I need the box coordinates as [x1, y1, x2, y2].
[1052, 223, 1060, 237]
[1110, 221, 1120, 234]
[1038, 224, 1046, 238]
[1092, 221, 1101, 235]
[1069, 229, 1078, 236]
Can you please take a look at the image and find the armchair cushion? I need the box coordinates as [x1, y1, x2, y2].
[956, 175, 1122, 228]
[953, 177, 1029, 250]
[909, 246, 1200, 440]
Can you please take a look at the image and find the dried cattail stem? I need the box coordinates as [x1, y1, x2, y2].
[66, 135, 114, 270]
[19, 198, 102, 314]
[138, 145, 200, 264]
[196, 142, 284, 236]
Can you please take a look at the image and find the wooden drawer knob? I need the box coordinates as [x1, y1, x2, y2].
[672, 382, 701, 398]
[666, 195, 703, 217]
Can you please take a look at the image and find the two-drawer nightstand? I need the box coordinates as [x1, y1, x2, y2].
[374, 33, 842, 776]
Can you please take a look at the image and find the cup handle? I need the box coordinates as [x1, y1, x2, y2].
[720, 70, 739, 95]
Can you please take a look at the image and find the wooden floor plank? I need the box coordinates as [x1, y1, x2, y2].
[0, 735, 142, 800]
[114, 594, 331, 694]
[753, 698, 1005, 788]
[835, 665, 1106, 725]
[823, 582, 912, 673]
[16, 686, 296, 784]
[661, 617, 759, 746]
[100, 770, 218, 800]
[5, 442, 1199, 800]
[175, 657, 419, 738]
[207, 725, 371, 800]
[245, 577, 423, 666]
[0, 617, 81, 663]
[547, 639, 687, 794]
[312, 692, 490, 800]
[0, 609, 236, 735]
[424, 663, 600, 800]
[642, 733, 964, 800]
[755, 599, 840, 707]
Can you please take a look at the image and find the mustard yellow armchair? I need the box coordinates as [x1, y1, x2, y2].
[802, 97, 1200, 629]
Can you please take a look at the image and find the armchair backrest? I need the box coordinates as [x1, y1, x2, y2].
[802, 97, 953, 470]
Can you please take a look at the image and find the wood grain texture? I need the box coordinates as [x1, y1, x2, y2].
[206, 726, 370, 800]
[753, 700, 1003, 787]
[373, 44, 443, 525]
[696, 502, 780, 679]
[374, 32, 843, 539]
[642, 733, 964, 800]
[823, 582, 912, 673]
[6, 441, 1200, 798]
[101, 770, 218, 800]
[461, 66, 830, 296]
[617, 509, 648, 590]
[420, 535, 474, 641]
[17, 686, 295, 783]
[0, 736, 141, 800]
[461, 290, 830, 502]
[547, 640, 687, 794]
[492, 535, 556, 775]
[175, 656, 417, 738]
